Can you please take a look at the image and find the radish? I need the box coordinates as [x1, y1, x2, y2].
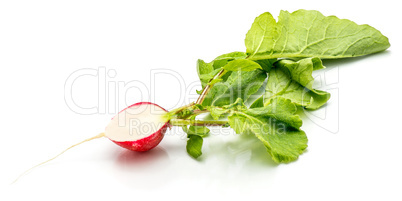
[104, 102, 169, 152]
[13, 102, 172, 183]
[13, 99, 227, 182]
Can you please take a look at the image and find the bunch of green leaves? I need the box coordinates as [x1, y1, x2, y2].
[181, 9, 390, 162]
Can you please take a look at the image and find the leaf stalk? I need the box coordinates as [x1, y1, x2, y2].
[169, 119, 229, 127]
[195, 69, 227, 105]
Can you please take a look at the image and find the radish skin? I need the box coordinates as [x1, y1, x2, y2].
[105, 102, 169, 152]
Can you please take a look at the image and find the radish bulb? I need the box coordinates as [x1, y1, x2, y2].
[105, 102, 169, 152]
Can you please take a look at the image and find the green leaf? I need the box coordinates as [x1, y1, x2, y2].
[197, 63, 220, 88]
[212, 52, 247, 69]
[245, 12, 277, 57]
[209, 106, 229, 120]
[246, 10, 390, 60]
[250, 95, 264, 108]
[223, 59, 262, 72]
[256, 59, 277, 72]
[182, 125, 210, 137]
[197, 59, 213, 79]
[228, 98, 307, 163]
[276, 57, 324, 90]
[265, 67, 311, 106]
[196, 52, 246, 91]
[186, 135, 203, 159]
[223, 97, 248, 110]
[203, 69, 267, 106]
[305, 89, 331, 110]
[208, 98, 248, 120]
[246, 97, 302, 128]
[264, 58, 330, 109]
[194, 104, 205, 111]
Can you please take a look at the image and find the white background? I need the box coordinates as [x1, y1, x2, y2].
[1, 0, 401, 200]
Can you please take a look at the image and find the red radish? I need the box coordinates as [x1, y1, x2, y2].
[104, 102, 169, 152]
[15, 100, 222, 183]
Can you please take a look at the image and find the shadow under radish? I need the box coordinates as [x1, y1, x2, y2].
[113, 147, 173, 189]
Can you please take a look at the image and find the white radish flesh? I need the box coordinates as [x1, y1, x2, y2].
[105, 102, 169, 152]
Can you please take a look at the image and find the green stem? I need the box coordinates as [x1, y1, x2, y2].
[195, 69, 227, 105]
[165, 68, 228, 123]
[179, 110, 209, 119]
[169, 119, 229, 127]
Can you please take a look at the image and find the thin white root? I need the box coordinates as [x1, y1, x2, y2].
[12, 133, 105, 184]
